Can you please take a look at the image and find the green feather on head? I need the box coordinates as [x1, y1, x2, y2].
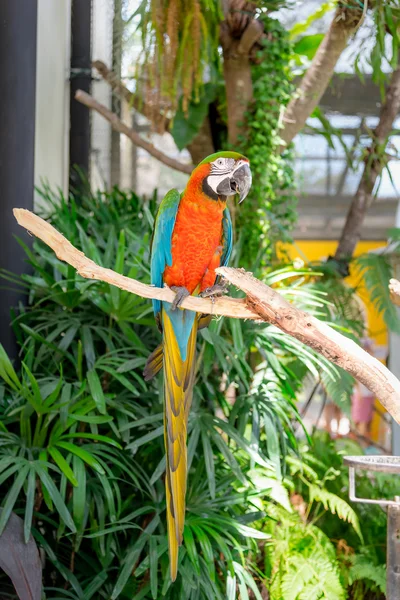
[198, 151, 249, 166]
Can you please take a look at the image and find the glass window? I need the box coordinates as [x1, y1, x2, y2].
[328, 115, 361, 129]
[294, 134, 329, 156]
[330, 135, 356, 157]
[376, 161, 400, 199]
[295, 159, 329, 195]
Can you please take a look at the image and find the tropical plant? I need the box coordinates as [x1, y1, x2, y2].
[263, 432, 388, 600]
[0, 186, 383, 599]
[106, 0, 379, 265]
[353, 227, 400, 334]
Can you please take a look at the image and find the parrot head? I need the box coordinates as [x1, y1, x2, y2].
[195, 151, 252, 203]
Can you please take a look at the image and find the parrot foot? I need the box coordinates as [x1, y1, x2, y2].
[200, 283, 229, 299]
[170, 286, 190, 310]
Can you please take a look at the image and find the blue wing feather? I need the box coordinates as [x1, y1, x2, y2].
[151, 189, 181, 319]
[150, 189, 196, 360]
[221, 206, 233, 267]
[150, 192, 232, 362]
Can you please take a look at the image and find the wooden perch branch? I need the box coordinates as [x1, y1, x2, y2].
[13, 209, 400, 425]
[219, 267, 400, 424]
[75, 90, 193, 175]
[13, 209, 253, 320]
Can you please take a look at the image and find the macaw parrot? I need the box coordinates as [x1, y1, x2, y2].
[143, 151, 252, 581]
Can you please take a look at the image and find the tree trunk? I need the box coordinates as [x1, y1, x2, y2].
[223, 44, 253, 145]
[335, 56, 400, 260]
[279, 2, 364, 149]
[220, 0, 259, 146]
[187, 116, 215, 165]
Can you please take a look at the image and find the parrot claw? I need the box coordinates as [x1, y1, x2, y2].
[200, 283, 229, 299]
[170, 286, 190, 310]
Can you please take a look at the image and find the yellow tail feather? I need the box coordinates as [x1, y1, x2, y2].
[162, 309, 198, 581]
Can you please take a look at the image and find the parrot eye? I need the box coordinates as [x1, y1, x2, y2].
[217, 159, 224, 166]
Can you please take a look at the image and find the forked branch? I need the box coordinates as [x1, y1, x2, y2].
[75, 90, 193, 175]
[13, 208, 400, 424]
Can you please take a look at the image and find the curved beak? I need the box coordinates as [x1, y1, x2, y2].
[232, 162, 252, 203]
[215, 161, 252, 202]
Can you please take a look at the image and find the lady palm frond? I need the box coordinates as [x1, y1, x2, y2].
[354, 252, 400, 333]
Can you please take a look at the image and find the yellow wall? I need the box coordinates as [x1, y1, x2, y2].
[281, 240, 388, 348]
[281, 240, 389, 443]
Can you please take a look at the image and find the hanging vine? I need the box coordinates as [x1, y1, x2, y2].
[133, 0, 221, 130]
[237, 15, 297, 268]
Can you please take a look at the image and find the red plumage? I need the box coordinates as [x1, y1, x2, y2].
[163, 163, 226, 294]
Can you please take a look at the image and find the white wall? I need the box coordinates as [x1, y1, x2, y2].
[34, 0, 71, 207]
[91, 0, 114, 190]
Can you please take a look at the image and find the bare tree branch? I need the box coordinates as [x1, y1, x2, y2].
[237, 19, 264, 55]
[93, 60, 171, 130]
[94, 59, 215, 166]
[93, 60, 135, 103]
[279, 3, 364, 149]
[75, 90, 193, 175]
[335, 56, 400, 260]
[13, 208, 400, 425]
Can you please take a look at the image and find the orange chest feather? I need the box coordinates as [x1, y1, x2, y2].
[163, 194, 226, 293]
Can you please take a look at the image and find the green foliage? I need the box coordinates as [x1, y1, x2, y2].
[264, 432, 388, 599]
[320, 366, 355, 416]
[369, 0, 400, 95]
[132, 0, 221, 119]
[293, 34, 324, 59]
[289, 2, 335, 39]
[171, 83, 217, 151]
[0, 188, 390, 599]
[300, 433, 388, 600]
[348, 554, 386, 595]
[308, 484, 362, 540]
[354, 252, 400, 333]
[238, 15, 296, 267]
[267, 517, 347, 600]
[0, 187, 332, 598]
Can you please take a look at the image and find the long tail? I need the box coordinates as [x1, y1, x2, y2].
[143, 314, 211, 382]
[162, 308, 198, 581]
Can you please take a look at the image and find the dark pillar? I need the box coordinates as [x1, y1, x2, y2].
[0, 1, 38, 358]
[70, 0, 92, 188]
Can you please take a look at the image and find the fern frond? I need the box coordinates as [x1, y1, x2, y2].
[281, 553, 345, 600]
[280, 555, 315, 599]
[308, 484, 363, 541]
[349, 554, 386, 593]
[299, 565, 346, 600]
